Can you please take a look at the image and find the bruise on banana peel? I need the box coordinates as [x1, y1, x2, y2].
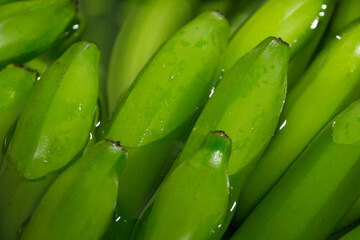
[0, 41, 100, 240]
[231, 99, 360, 240]
[103, 11, 230, 239]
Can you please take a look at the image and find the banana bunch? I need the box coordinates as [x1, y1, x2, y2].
[1, 0, 360, 239]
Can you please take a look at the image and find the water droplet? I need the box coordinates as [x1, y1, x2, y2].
[319, 12, 325, 17]
[209, 87, 216, 98]
[72, 24, 79, 30]
[336, 35, 342, 40]
[321, 4, 327, 10]
[96, 121, 101, 127]
[310, 17, 319, 29]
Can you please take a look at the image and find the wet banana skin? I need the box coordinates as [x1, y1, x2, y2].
[0, 0, 77, 67]
[0, 64, 37, 166]
[134, 131, 232, 240]
[0, 41, 100, 240]
[231, 99, 360, 240]
[21, 140, 128, 240]
[102, 11, 230, 239]
[107, 0, 200, 115]
[237, 19, 360, 225]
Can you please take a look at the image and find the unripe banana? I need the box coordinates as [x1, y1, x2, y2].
[133, 131, 231, 240]
[231, 99, 360, 240]
[0, 41, 100, 240]
[236, 19, 360, 226]
[103, 11, 230, 239]
[0, 64, 37, 165]
[107, 0, 200, 115]
[225, 0, 335, 87]
[20, 140, 127, 240]
[0, 0, 77, 67]
[155, 36, 288, 239]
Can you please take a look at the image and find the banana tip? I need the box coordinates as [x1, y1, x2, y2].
[105, 139, 126, 151]
[276, 37, 289, 46]
[211, 130, 230, 139]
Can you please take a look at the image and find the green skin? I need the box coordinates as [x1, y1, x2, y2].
[134, 131, 232, 240]
[103, 11, 230, 239]
[157, 37, 288, 239]
[231, 100, 360, 240]
[228, 0, 268, 36]
[106, 0, 200, 115]
[20, 140, 127, 240]
[225, 0, 335, 87]
[0, 0, 77, 67]
[335, 200, 360, 233]
[0, 41, 100, 240]
[339, 224, 360, 240]
[236, 20, 360, 225]
[0, 65, 37, 164]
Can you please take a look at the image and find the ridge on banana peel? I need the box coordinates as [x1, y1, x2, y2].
[225, 0, 335, 87]
[20, 140, 127, 240]
[133, 131, 231, 240]
[0, 41, 100, 240]
[107, 0, 200, 115]
[137, 36, 289, 240]
[236, 19, 360, 226]
[102, 11, 230, 239]
[0, 64, 37, 166]
[0, 0, 77, 67]
[231, 99, 360, 240]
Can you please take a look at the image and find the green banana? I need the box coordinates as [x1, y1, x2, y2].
[228, 0, 268, 36]
[338, 224, 360, 240]
[20, 140, 127, 240]
[133, 131, 231, 240]
[333, 197, 360, 232]
[26, 17, 86, 75]
[106, 0, 200, 115]
[231, 99, 360, 240]
[0, 41, 100, 240]
[0, 64, 37, 164]
[0, 0, 77, 67]
[236, 19, 360, 225]
[157, 36, 288, 239]
[103, 11, 230, 239]
[225, 0, 335, 87]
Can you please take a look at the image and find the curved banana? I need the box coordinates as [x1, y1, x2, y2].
[225, 0, 335, 87]
[20, 140, 127, 240]
[0, 0, 77, 67]
[106, 0, 200, 115]
[103, 11, 230, 239]
[134, 131, 231, 240]
[0, 41, 100, 240]
[236, 19, 360, 225]
[0, 64, 37, 165]
[231, 99, 360, 240]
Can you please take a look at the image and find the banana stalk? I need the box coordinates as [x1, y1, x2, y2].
[225, 0, 335, 87]
[20, 140, 127, 240]
[236, 19, 360, 225]
[0, 65, 37, 165]
[133, 131, 231, 240]
[0, 0, 77, 67]
[102, 11, 230, 239]
[231, 99, 360, 240]
[0, 41, 100, 240]
[106, 0, 200, 115]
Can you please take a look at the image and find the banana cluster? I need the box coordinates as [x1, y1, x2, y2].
[0, 0, 360, 240]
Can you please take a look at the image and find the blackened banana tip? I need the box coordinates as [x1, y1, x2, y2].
[277, 37, 289, 46]
[211, 130, 230, 139]
[105, 139, 126, 151]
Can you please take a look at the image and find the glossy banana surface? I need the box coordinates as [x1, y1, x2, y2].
[21, 140, 127, 240]
[0, 41, 100, 240]
[236, 20, 360, 225]
[231, 99, 360, 240]
[0, 0, 77, 67]
[225, 0, 335, 87]
[0, 64, 37, 165]
[134, 131, 231, 240]
[107, 0, 199, 114]
[103, 11, 230, 239]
